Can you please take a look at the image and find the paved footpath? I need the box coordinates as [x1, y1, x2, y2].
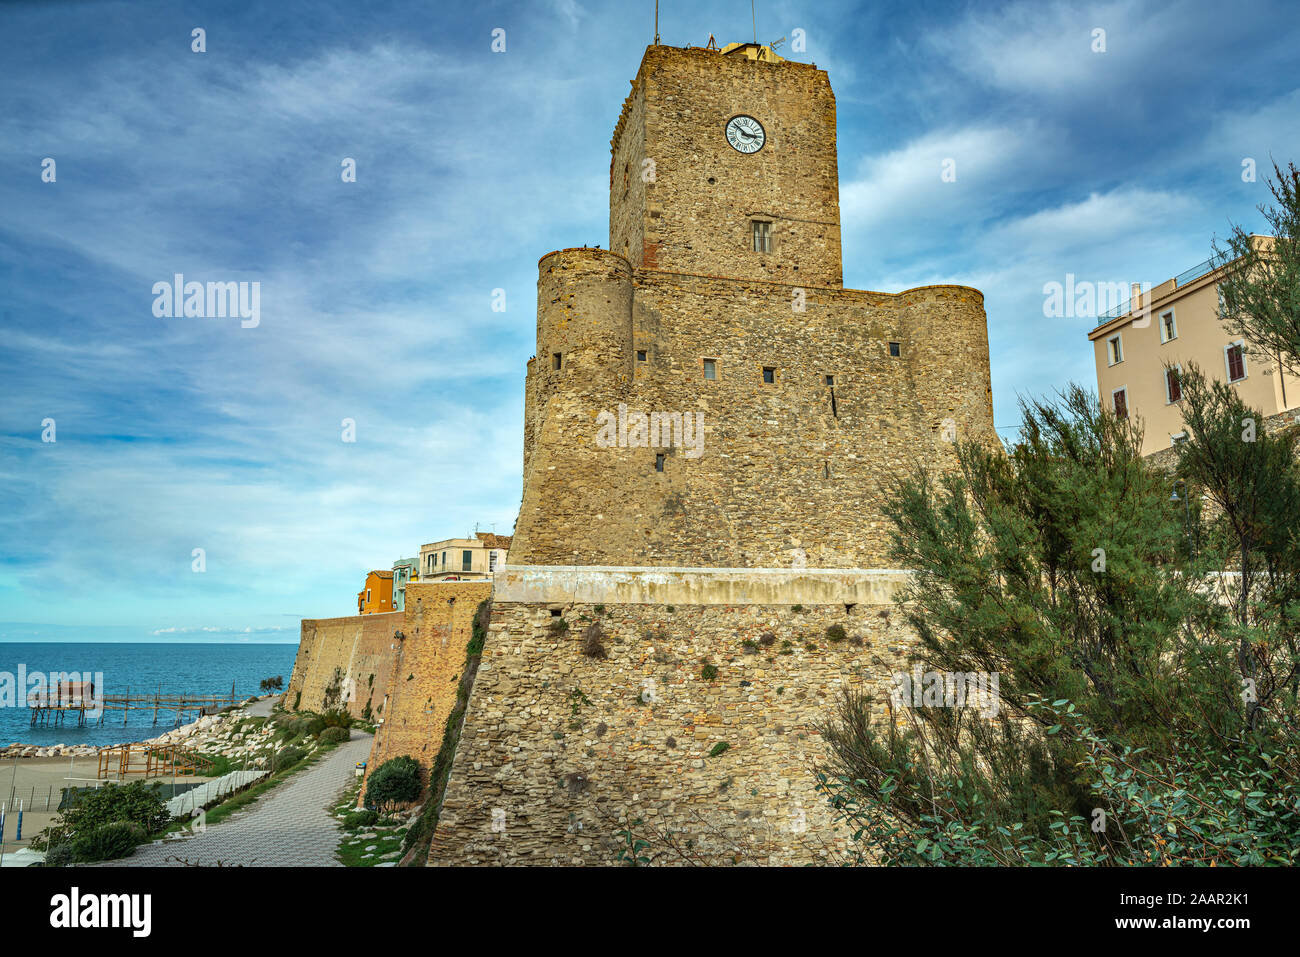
[242, 695, 279, 718]
[99, 732, 372, 868]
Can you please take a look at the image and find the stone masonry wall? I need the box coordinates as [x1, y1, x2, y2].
[515, 251, 997, 568]
[610, 45, 842, 287]
[285, 611, 402, 721]
[362, 581, 491, 803]
[428, 597, 920, 866]
[1145, 407, 1299, 471]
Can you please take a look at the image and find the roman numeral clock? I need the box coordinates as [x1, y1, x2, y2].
[725, 114, 765, 153]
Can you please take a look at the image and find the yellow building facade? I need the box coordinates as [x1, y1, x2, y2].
[1089, 240, 1300, 455]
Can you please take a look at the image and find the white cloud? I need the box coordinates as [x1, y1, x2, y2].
[841, 123, 1036, 228]
[987, 187, 1196, 251]
[924, 0, 1151, 94]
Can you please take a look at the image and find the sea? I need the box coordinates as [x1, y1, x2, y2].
[0, 643, 299, 748]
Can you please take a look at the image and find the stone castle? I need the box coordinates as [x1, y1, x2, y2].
[424, 42, 997, 865]
[511, 42, 996, 570]
[287, 41, 997, 865]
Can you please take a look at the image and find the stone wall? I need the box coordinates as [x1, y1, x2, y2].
[362, 581, 491, 803]
[609, 45, 842, 287]
[1145, 407, 1299, 471]
[285, 611, 402, 721]
[428, 571, 919, 866]
[516, 250, 997, 569]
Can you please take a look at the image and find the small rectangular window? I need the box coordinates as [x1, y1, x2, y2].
[1160, 310, 1177, 343]
[703, 358, 717, 380]
[825, 375, 835, 386]
[1107, 334, 1123, 365]
[552, 353, 562, 370]
[1166, 367, 1182, 403]
[888, 341, 901, 357]
[762, 367, 775, 384]
[1225, 342, 1246, 382]
[752, 221, 772, 253]
[636, 350, 647, 361]
[655, 453, 665, 472]
[1113, 387, 1128, 420]
[462, 549, 473, 571]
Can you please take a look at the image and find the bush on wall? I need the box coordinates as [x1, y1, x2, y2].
[365, 755, 422, 811]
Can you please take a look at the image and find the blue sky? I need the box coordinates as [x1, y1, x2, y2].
[1, 0, 1297, 642]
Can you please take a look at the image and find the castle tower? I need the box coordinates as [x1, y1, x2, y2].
[610, 43, 843, 286]
[509, 43, 996, 571]
[428, 43, 999, 866]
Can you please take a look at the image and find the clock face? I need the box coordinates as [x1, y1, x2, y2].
[725, 115, 765, 154]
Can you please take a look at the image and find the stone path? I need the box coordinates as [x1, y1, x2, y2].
[99, 731, 371, 867]
[242, 695, 279, 718]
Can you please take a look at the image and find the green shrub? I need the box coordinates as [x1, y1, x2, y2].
[43, 844, 74, 867]
[343, 809, 379, 831]
[302, 716, 327, 737]
[30, 780, 170, 852]
[701, 664, 718, 681]
[825, 624, 847, 642]
[277, 713, 327, 740]
[72, 822, 146, 862]
[321, 709, 354, 730]
[818, 380, 1300, 866]
[708, 742, 730, 758]
[319, 726, 350, 744]
[365, 755, 422, 811]
[275, 745, 307, 768]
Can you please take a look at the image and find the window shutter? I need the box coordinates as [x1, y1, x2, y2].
[1228, 345, 1244, 381]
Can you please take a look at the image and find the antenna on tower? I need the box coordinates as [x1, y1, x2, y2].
[751, 0, 757, 43]
[770, 36, 786, 52]
[653, 0, 660, 45]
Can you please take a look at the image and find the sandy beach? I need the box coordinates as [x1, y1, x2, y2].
[0, 753, 210, 858]
[0, 696, 277, 858]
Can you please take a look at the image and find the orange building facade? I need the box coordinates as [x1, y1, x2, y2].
[356, 569, 394, 614]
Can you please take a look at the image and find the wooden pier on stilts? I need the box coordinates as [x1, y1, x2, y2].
[27, 680, 240, 729]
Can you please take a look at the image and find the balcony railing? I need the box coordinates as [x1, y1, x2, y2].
[1093, 255, 1219, 326]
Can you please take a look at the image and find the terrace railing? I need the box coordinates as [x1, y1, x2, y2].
[1093, 255, 1220, 326]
